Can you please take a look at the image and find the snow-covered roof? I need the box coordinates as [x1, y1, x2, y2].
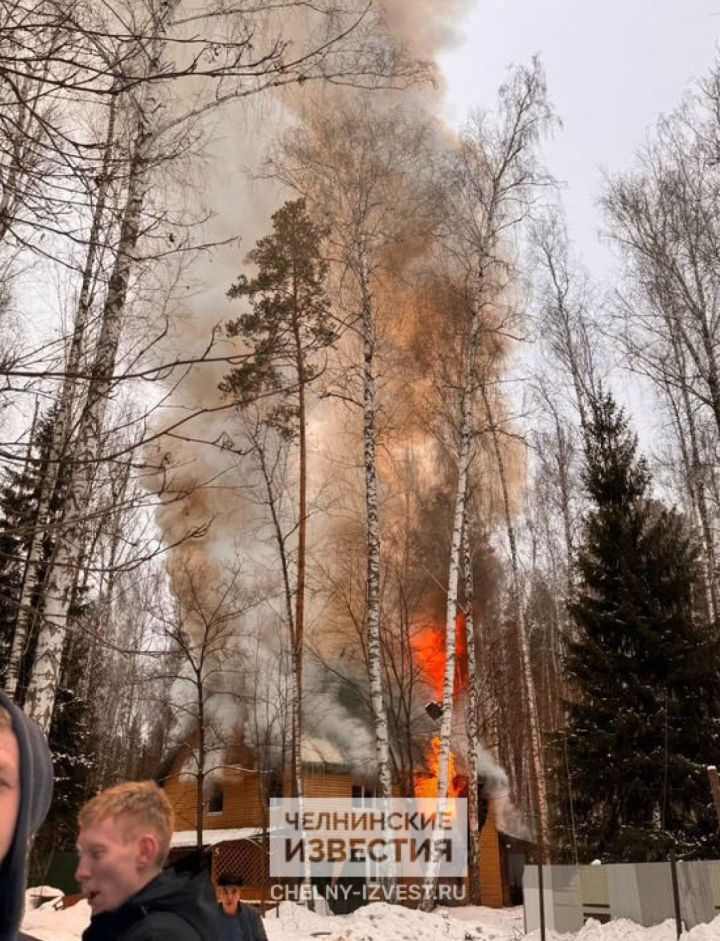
[170, 827, 262, 849]
[301, 737, 347, 767]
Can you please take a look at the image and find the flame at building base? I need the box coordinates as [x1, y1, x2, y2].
[414, 736, 463, 800]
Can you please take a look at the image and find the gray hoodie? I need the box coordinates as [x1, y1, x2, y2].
[0, 690, 53, 941]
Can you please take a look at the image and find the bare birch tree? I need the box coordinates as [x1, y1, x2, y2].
[421, 62, 554, 906]
[271, 98, 438, 802]
[13, 0, 426, 731]
[148, 560, 255, 851]
[602, 67, 720, 623]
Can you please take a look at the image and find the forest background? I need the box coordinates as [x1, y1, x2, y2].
[1, 0, 720, 896]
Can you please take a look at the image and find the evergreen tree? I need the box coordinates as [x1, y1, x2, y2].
[222, 198, 334, 801]
[0, 407, 96, 859]
[558, 392, 720, 861]
[0, 458, 35, 682]
[36, 616, 97, 857]
[0, 409, 61, 690]
[221, 197, 334, 425]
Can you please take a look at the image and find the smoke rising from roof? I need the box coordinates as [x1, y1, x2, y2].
[148, 1, 526, 825]
[378, 0, 475, 60]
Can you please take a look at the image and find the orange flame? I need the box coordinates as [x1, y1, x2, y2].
[415, 737, 460, 797]
[411, 613, 469, 802]
[414, 736, 465, 815]
[410, 612, 468, 699]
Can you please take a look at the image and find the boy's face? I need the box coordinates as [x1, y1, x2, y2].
[0, 719, 20, 865]
[217, 884, 241, 915]
[75, 816, 159, 915]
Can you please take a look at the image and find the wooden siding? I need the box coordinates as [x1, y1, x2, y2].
[477, 812, 506, 908]
[305, 769, 354, 798]
[163, 752, 266, 831]
[163, 751, 509, 908]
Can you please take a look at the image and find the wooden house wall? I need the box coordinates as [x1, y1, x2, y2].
[477, 812, 507, 908]
[163, 755, 511, 908]
[163, 755, 266, 831]
[305, 769, 354, 798]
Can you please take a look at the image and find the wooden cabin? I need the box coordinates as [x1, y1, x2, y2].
[160, 736, 515, 908]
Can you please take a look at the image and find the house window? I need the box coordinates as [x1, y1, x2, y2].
[351, 785, 374, 807]
[207, 781, 224, 815]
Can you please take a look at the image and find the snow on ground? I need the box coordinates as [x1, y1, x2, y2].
[20, 895, 720, 941]
[264, 901, 523, 941]
[21, 898, 92, 941]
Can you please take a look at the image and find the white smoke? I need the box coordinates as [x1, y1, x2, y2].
[147, 1, 528, 818]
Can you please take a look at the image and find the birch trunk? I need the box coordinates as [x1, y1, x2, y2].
[420, 300, 479, 911]
[5, 101, 117, 699]
[462, 517, 482, 905]
[482, 384, 550, 855]
[24, 109, 153, 731]
[667, 327, 718, 622]
[23, 0, 184, 731]
[359, 245, 393, 802]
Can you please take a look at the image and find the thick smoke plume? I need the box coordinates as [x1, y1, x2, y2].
[149, 0, 526, 829]
[378, 0, 476, 59]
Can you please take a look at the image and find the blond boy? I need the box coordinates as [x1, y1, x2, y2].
[76, 781, 220, 941]
[0, 690, 53, 941]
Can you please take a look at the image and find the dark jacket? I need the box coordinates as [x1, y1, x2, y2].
[82, 868, 221, 941]
[218, 904, 267, 941]
[0, 690, 53, 941]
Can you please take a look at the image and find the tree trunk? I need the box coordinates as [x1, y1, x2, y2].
[462, 516, 482, 905]
[291, 298, 307, 804]
[359, 247, 393, 802]
[667, 327, 718, 623]
[24, 108, 152, 731]
[4, 101, 117, 700]
[251, 420, 310, 899]
[196, 664, 205, 852]
[420, 298, 479, 911]
[481, 384, 551, 856]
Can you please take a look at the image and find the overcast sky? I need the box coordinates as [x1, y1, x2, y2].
[438, 1, 720, 275]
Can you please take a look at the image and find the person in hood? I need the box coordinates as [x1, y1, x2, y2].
[0, 689, 53, 941]
[215, 873, 267, 941]
[76, 780, 220, 941]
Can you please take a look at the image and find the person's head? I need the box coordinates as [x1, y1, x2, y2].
[76, 781, 173, 916]
[0, 689, 53, 941]
[216, 873, 244, 915]
[0, 706, 19, 867]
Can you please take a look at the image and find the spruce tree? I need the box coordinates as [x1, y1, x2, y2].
[0, 409, 60, 689]
[0, 461, 34, 681]
[559, 393, 720, 861]
[0, 408, 96, 860]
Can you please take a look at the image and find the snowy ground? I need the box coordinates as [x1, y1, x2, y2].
[20, 895, 720, 941]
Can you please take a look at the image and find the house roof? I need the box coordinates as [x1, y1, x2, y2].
[301, 737, 348, 768]
[170, 827, 262, 849]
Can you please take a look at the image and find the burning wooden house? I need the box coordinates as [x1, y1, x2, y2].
[159, 731, 518, 908]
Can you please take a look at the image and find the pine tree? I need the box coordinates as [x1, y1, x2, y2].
[559, 392, 720, 861]
[222, 198, 334, 802]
